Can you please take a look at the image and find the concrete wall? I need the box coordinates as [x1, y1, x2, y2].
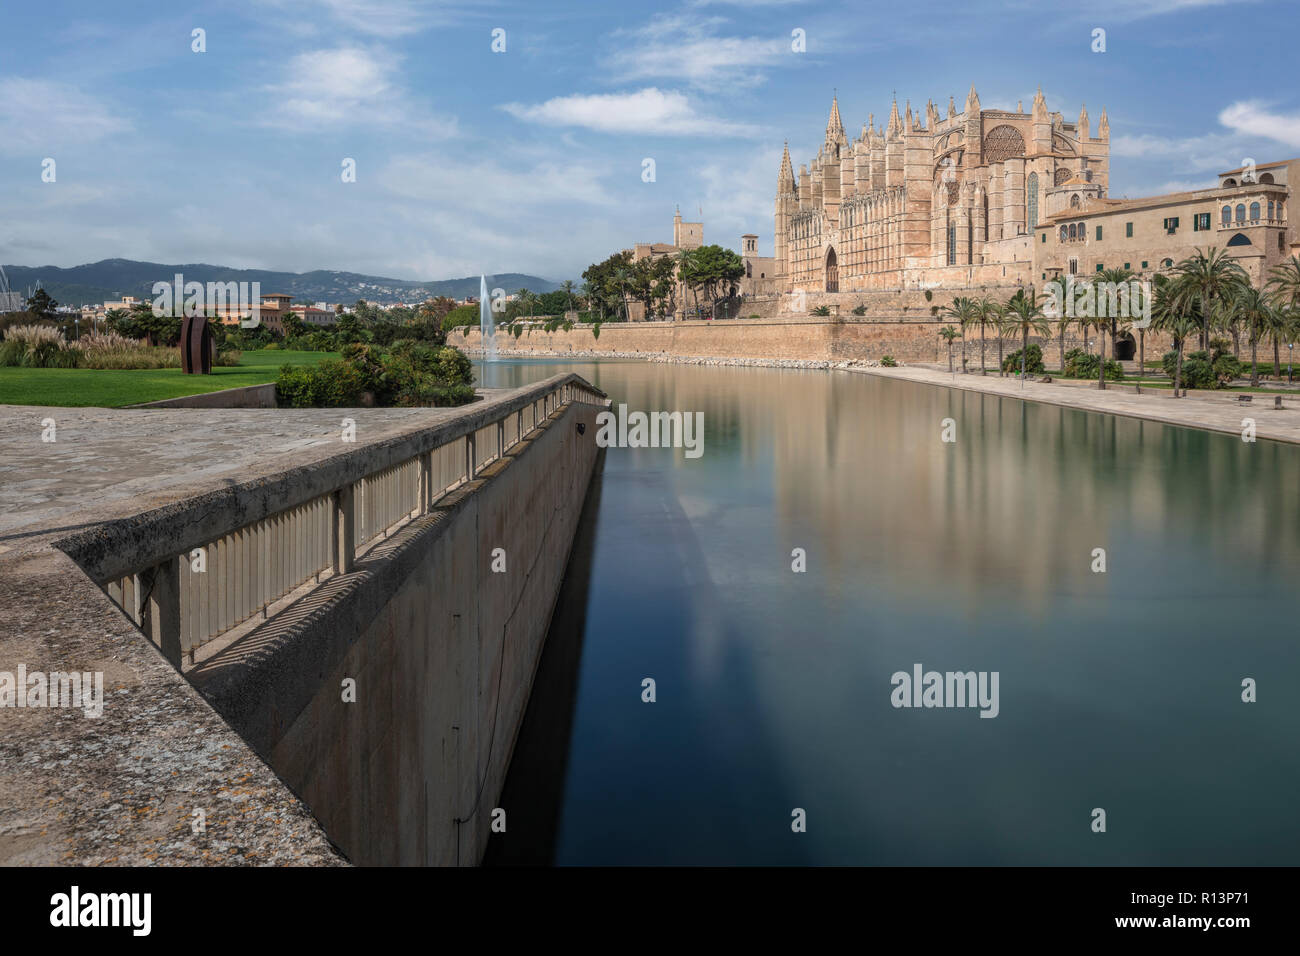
[190, 396, 603, 865]
[131, 383, 278, 409]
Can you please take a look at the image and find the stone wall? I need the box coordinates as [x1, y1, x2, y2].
[466, 316, 1187, 367]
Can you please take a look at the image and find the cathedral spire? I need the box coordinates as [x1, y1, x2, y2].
[947, 95, 956, 120]
[826, 93, 845, 140]
[965, 83, 980, 114]
[779, 140, 795, 190]
[1078, 103, 1090, 139]
[886, 96, 901, 138]
[1098, 106, 1109, 140]
[904, 100, 913, 129]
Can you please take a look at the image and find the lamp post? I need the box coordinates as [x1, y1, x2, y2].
[1288, 341, 1293, 384]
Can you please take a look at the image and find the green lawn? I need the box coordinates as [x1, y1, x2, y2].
[0, 350, 337, 407]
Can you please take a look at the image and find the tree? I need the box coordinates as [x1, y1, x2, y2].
[1266, 256, 1300, 379]
[1098, 266, 1135, 373]
[1173, 247, 1247, 351]
[973, 296, 998, 376]
[1003, 289, 1050, 383]
[686, 245, 745, 320]
[942, 297, 974, 372]
[1232, 284, 1274, 387]
[559, 280, 577, 313]
[1152, 276, 1200, 398]
[938, 325, 959, 373]
[611, 267, 633, 321]
[26, 288, 57, 317]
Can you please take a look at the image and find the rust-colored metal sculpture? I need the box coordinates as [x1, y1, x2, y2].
[179, 314, 213, 374]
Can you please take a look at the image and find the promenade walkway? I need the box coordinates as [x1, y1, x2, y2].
[857, 365, 1300, 445]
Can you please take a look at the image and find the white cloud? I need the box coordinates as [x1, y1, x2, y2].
[606, 14, 799, 90]
[263, 47, 456, 134]
[380, 151, 618, 211]
[502, 88, 762, 137]
[1218, 100, 1300, 150]
[0, 78, 130, 156]
[254, 0, 460, 39]
[1110, 131, 1244, 170]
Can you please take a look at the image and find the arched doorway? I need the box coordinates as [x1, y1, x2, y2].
[1115, 331, 1136, 361]
[825, 247, 839, 293]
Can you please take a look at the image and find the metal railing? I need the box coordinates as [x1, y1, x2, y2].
[83, 375, 607, 667]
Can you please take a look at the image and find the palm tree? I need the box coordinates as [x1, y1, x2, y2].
[611, 267, 633, 321]
[942, 297, 973, 373]
[938, 325, 960, 373]
[1173, 247, 1247, 351]
[973, 296, 998, 375]
[1153, 278, 1201, 398]
[1266, 256, 1300, 378]
[992, 302, 1011, 376]
[1098, 266, 1135, 370]
[1003, 289, 1051, 384]
[560, 279, 577, 313]
[1232, 284, 1274, 387]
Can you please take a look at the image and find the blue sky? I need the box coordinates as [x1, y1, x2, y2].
[2, 0, 1297, 282]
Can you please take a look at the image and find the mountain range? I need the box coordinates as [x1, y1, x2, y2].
[0, 259, 563, 308]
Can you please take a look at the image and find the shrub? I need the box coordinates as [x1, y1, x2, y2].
[592, 323, 601, 341]
[851, 304, 867, 316]
[276, 360, 367, 407]
[924, 290, 933, 302]
[1002, 343, 1046, 374]
[811, 305, 831, 316]
[1063, 348, 1122, 381]
[880, 355, 898, 367]
[261, 342, 282, 350]
[1161, 348, 1241, 389]
[277, 343, 474, 408]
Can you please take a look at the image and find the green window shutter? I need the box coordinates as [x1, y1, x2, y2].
[1124, 262, 1130, 270]
[1096, 225, 1103, 240]
[1096, 263, 1104, 272]
[1126, 222, 1133, 237]
[1141, 260, 1149, 269]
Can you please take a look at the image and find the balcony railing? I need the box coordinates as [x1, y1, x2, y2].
[69, 374, 608, 667]
[1218, 218, 1286, 229]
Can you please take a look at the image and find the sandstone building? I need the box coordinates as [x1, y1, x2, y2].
[776, 88, 1110, 294]
[1036, 158, 1298, 287]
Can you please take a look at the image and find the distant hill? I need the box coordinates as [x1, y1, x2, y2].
[0, 259, 563, 307]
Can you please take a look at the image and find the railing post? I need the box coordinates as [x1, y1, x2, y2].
[497, 419, 505, 459]
[466, 432, 476, 481]
[143, 557, 182, 667]
[517, 409, 523, 442]
[420, 451, 433, 514]
[334, 483, 355, 574]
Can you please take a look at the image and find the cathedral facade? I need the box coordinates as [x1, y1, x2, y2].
[775, 87, 1110, 294]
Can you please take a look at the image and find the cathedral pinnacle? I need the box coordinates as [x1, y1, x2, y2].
[1032, 85, 1048, 120]
[965, 83, 980, 113]
[827, 94, 844, 139]
[1098, 106, 1110, 140]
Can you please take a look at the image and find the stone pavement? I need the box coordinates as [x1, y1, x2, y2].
[0, 403, 475, 539]
[856, 365, 1300, 445]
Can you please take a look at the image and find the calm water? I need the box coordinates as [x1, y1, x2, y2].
[477, 358, 1300, 865]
